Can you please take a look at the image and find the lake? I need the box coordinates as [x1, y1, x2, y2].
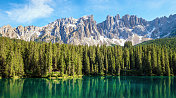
[0, 76, 176, 98]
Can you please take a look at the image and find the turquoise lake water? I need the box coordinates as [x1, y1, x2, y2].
[0, 76, 176, 98]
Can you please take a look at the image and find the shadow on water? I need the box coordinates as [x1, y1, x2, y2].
[0, 76, 176, 98]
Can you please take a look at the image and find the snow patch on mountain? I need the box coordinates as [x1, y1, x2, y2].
[1, 14, 176, 46]
[147, 27, 155, 38]
[67, 24, 76, 28]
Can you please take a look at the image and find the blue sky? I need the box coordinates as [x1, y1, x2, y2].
[0, 0, 176, 27]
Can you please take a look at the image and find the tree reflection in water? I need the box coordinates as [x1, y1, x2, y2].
[0, 76, 176, 98]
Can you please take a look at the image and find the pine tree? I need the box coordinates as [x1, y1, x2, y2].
[83, 46, 90, 75]
[172, 52, 176, 75]
[124, 41, 132, 48]
[67, 47, 71, 76]
[60, 52, 65, 76]
[147, 51, 152, 75]
[77, 54, 82, 75]
[107, 48, 113, 73]
[124, 48, 130, 70]
[89, 46, 95, 74]
[16, 48, 24, 77]
[130, 48, 135, 70]
[47, 42, 53, 77]
[99, 53, 104, 75]
[71, 48, 76, 76]
[161, 48, 166, 74]
[169, 50, 173, 74]
[6, 47, 15, 77]
[0, 42, 7, 77]
[38, 44, 44, 76]
[164, 48, 170, 76]
[115, 47, 121, 75]
[104, 53, 108, 75]
[111, 55, 116, 74]
[116, 46, 123, 75]
[85, 56, 90, 74]
[33, 43, 40, 76]
[52, 43, 58, 70]
[151, 46, 157, 74]
[135, 46, 142, 73]
[94, 45, 100, 74]
[156, 48, 162, 75]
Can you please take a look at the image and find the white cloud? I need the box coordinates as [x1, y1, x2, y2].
[6, 0, 54, 23]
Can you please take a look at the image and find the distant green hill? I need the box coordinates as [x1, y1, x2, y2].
[137, 37, 176, 48]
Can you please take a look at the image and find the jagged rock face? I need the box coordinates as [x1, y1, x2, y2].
[0, 25, 18, 38]
[97, 14, 149, 45]
[0, 14, 176, 46]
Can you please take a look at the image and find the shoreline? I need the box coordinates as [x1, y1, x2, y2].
[0, 75, 175, 79]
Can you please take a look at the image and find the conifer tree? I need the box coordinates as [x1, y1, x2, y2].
[83, 46, 90, 75]
[164, 48, 170, 76]
[6, 47, 15, 77]
[124, 48, 130, 69]
[156, 48, 162, 75]
[124, 41, 132, 48]
[77, 54, 82, 75]
[71, 48, 76, 76]
[104, 53, 108, 75]
[135, 46, 142, 73]
[147, 51, 152, 75]
[89, 46, 95, 74]
[67, 47, 71, 75]
[107, 48, 113, 73]
[172, 52, 176, 75]
[99, 53, 104, 75]
[151, 46, 157, 74]
[161, 48, 166, 74]
[52, 43, 58, 70]
[130, 48, 135, 70]
[111, 55, 116, 74]
[17, 49, 24, 77]
[33, 43, 40, 76]
[0, 42, 7, 77]
[60, 52, 65, 76]
[47, 42, 53, 76]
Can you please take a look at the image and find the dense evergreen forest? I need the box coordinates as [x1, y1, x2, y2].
[138, 37, 176, 48]
[0, 37, 176, 78]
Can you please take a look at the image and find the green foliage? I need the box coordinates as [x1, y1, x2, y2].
[0, 37, 175, 78]
[138, 37, 176, 49]
[124, 41, 132, 48]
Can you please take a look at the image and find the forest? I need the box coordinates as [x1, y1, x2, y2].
[138, 37, 176, 49]
[0, 37, 176, 78]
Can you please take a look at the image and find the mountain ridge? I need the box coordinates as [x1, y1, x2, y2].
[1, 14, 176, 46]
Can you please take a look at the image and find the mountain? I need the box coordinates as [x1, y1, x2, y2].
[1, 14, 176, 46]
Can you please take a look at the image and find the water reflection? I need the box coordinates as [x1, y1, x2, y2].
[0, 76, 176, 98]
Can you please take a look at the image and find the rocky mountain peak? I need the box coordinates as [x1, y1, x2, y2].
[1, 14, 176, 46]
[115, 14, 120, 20]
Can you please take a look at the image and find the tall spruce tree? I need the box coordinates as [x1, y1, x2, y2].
[124, 48, 130, 70]
[151, 46, 157, 74]
[161, 48, 166, 74]
[164, 48, 170, 76]
[172, 52, 176, 75]
[47, 42, 53, 77]
[156, 48, 162, 75]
